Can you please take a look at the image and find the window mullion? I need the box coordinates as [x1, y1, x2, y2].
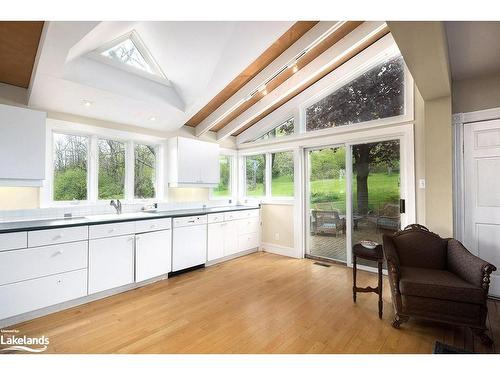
[89, 135, 98, 202]
[265, 152, 272, 199]
[125, 140, 135, 201]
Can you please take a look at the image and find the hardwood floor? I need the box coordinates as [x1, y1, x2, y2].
[5, 252, 500, 354]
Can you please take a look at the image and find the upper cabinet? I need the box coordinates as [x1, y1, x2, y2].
[0, 104, 47, 187]
[168, 137, 220, 187]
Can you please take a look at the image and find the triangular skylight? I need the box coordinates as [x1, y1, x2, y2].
[91, 30, 168, 84]
[101, 37, 154, 75]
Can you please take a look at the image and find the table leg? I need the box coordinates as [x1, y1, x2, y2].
[378, 261, 383, 319]
[352, 255, 357, 303]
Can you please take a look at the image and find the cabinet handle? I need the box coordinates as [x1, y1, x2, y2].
[54, 250, 64, 256]
[108, 228, 115, 233]
[53, 234, 63, 240]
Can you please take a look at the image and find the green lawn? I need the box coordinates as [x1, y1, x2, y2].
[245, 172, 399, 213]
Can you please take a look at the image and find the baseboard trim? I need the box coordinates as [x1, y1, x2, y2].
[205, 248, 258, 266]
[261, 242, 299, 258]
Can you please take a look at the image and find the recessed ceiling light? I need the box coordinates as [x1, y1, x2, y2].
[81, 100, 93, 107]
[292, 64, 299, 73]
[149, 116, 157, 121]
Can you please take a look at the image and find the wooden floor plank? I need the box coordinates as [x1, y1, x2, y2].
[3, 252, 499, 354]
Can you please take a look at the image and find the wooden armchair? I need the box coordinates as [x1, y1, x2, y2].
[383, 224, 496, 345]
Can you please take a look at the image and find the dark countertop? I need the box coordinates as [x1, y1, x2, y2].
[0, 205, 260, 234]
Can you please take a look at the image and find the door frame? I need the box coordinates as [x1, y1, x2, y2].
[302, 123, 416, 269]
[453, 106, 500, 243]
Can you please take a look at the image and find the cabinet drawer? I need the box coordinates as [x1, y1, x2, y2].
[233, 209, 260, 220]
[173, 215, 207, 228]
[237, 217, 260, 235]
[225, 209, 259, 221]
[0, 232, 27, 252]
[207, 213, 224, 224]
[0, 241, 88, 286]
[0, 269, 87, 320]
[28, 226, 88, 247]
[238, 232, 260, 252]
[89, 221, 135, 239]
[135, 218, 171, 233]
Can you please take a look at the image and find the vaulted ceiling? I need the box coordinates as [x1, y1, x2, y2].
[1, 21, 386, 140]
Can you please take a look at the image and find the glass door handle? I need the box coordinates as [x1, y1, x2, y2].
[399, 199, 406, 214]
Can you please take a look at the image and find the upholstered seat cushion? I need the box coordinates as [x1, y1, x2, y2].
[399, 267, 485, 305]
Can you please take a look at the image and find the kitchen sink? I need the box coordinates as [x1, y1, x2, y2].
[85, 212, 157, 221]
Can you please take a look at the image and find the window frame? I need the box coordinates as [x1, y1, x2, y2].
[209, 148, 237, 201]
[239, 148, 296, 203]
[41, 119, 164, 208]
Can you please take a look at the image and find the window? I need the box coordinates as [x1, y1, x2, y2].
[98, 139, 126, 200]
[134, 144, 156, 199]
[92, 31, 167, 83]
[53, 133, 88, 201]
[306, 56, 405, 131]
[212, 155, 231, 198]
[101, 37, 154, 75]
[271, 151, 294, 197]
[256, 118, 295, 141]
[245, 154, 266, 197]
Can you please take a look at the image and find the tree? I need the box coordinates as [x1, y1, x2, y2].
[352, 140, 399, 214]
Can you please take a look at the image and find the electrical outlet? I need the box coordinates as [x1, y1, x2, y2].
[419, 179, 426, 189]
[274, 232, 280, 241]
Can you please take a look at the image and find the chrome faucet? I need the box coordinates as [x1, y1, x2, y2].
[110, 199, 122, 214]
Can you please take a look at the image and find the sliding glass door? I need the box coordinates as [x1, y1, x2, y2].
[351, 140, 401, 266]
[306, 146, 347, 262]
[305, 139, 402, 266]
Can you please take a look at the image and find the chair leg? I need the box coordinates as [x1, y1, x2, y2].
[391, 314, 409, 329]
[472, 328, 494, 346]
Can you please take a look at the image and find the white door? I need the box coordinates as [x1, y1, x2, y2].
[223, 221, 239, 256]
[464, 120, 500, 297]
[89, 235, 135, 294]
[207, 222, 224, 261]
[135, 230, 172, 282]
[172, 225, 207, 271]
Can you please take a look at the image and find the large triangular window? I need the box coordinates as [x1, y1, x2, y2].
[90, 31, 168, 84]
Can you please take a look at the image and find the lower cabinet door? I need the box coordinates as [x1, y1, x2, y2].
[0, 269, 87, 320]
[89, 235, 135, 294]
[207, 222, 224, 261]
[223, 221, 239, 256]
[238, 232, 260, 252]
[135, 230, 172, 282]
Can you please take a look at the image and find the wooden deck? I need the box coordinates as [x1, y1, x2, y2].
[3, 252, 499, 354]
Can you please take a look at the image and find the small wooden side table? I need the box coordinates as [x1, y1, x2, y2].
[352, 243, 384, 319]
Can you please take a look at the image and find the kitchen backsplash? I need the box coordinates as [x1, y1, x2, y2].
[0, 199, 234, 223]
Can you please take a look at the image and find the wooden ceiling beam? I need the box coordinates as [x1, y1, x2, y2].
[0, 21, 44, 89]
[216, 21, 389, 141]
[193, 21, 321, 136]
[190, 21, 318, 131]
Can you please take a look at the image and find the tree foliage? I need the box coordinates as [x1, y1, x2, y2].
[306, 56, 404, 131]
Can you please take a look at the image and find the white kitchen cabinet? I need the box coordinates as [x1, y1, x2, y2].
[168, 136, 220, 187]
[0, 104, 46, 186]
[135, 229, 171, 282]
[88, 235, 135, 294]
[207, 222, 224, 261]
[223, 221, 240, 256]
[207, 209, 261, 262]
[0, 269, 87, 320]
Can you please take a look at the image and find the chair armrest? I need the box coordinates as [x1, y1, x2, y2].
[447, 239, 497, 292]
[383, 234, 400, 272]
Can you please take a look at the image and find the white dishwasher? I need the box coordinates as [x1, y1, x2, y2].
[172, 215, 208, 272]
